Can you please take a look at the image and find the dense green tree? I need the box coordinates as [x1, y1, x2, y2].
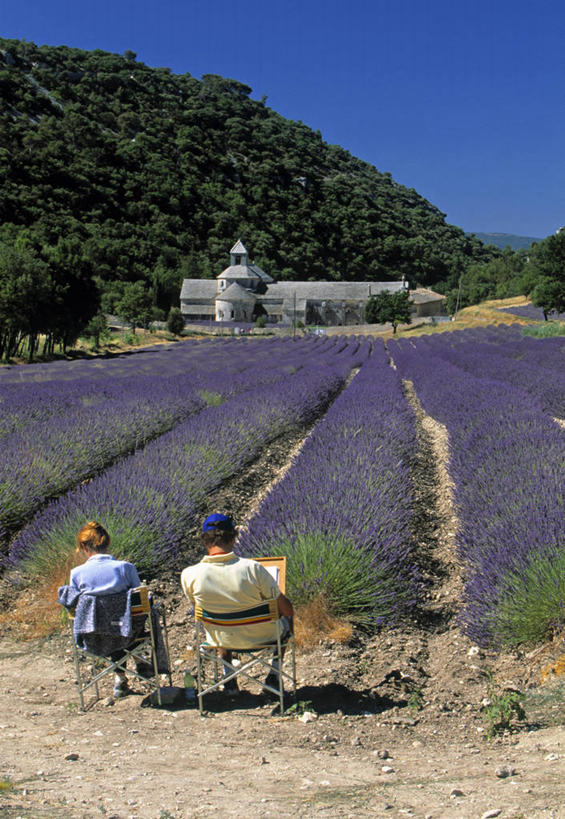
[527, 231, 565, 281]
[365, 290, 412, 333]
[0, 244, 54, 359]
[531, 278, 565, 320]
[115, 280, 154, 333]
[41, 236, 100, 349]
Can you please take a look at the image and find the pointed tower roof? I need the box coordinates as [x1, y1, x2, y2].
[217, 239, 275, 284]
[230, 239, 248, 255]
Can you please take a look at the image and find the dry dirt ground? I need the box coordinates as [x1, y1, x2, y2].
[1, 396, 564, 819]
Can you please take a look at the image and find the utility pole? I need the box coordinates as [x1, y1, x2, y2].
[293, 291, 296, 339]
[454, 274, 463, 320]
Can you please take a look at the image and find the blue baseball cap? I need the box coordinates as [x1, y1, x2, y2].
[202, 513, 236, 533]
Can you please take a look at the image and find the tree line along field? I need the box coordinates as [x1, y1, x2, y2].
[1, 326, 563, 652]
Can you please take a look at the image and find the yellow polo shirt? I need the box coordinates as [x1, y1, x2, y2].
[181, 552, 282, 648]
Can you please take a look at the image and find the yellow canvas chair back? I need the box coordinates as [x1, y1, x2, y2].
[193, 556, 296, 715]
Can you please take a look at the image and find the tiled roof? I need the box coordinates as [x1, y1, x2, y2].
[180, 280, 217, 300]
[248, 264, 274, 284]
[410, 288, 445, 303]
[180, 278, 444, 307]
[217, 264, 261, 280]
[217, 263, 274, 283]
[217, 282, 256, 301]
[230, 239, 248, 255]
[261, 281, 406, 300]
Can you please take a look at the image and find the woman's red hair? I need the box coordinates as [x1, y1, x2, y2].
[77, 521, 110, 553]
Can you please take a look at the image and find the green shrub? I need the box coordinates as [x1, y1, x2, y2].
[166, 307, 185, 335]
[521, 321, 565, 338]
[197, 390, 224, 406]
[483, 672, 526, 739]
[490, 552, 565, 646]
[20, 512, 152, 579]
[259, 532, 410, 627]
[122, 330, 136, 345]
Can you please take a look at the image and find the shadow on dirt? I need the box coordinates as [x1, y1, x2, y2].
[293, 683, 403, 715]
[145, 682, 405, 717]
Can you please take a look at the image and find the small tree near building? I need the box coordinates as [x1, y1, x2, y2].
[116, 281, 154, 334]
[166, 306, 185, 335]
[365, 290, 412, 333]
[83, 311, 109, 348]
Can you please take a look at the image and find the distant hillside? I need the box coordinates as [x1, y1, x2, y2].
[0, 37, 497, 310]
[469, 232, 542, 251]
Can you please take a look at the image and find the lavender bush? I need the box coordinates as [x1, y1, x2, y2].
[237, 340, 420, 627]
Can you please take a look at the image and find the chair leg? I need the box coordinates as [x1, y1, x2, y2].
[159, 608, 173, 687]
[276, 635, 284, 716]
[291, 638, 297, 699]
[196, 643, 204, 716]
[147, 619, 161, 706]
[92, 657, 101, 701]
[73, 645, 86, 711]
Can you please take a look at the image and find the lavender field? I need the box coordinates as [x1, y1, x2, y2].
[238, 339, 420, 627]
[498, 303, 565, 322]
[389, 325, 565, 647]
[2, 327, 564, 648]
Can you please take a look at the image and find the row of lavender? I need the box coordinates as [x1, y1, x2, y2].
[389, 331, 564, 647]
[0, 335, 322, 434]
[0, 336, 342, 539]
[9, 337, 370, 576]
[413, 326, 565, 418]
[498, 304, 565, 321]
[238, 340, 420, 627]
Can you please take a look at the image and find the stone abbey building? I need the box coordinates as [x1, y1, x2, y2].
[180, 240, 445, 326]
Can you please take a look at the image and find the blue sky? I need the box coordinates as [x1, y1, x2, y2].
[3, 0, 564, 237]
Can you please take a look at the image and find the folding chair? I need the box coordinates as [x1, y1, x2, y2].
[194, 556, 296, 716]
[68, 586, 172, 710]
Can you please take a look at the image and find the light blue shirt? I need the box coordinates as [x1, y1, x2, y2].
[70, 553, 140, 596]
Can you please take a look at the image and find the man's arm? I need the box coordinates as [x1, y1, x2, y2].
[180, 567, 195, 603]
[277, 592, 293, 618]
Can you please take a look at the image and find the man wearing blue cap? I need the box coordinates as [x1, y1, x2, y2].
[181, 513, 293, 693]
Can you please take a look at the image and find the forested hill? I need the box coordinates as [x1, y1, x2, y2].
[470, 232, 542, 251]
[0, 38, 495, 310]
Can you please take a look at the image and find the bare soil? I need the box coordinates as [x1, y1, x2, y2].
[1, 411, 564, 819]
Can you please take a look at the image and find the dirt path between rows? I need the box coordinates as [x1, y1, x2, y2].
[1, 400, 565, 818]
